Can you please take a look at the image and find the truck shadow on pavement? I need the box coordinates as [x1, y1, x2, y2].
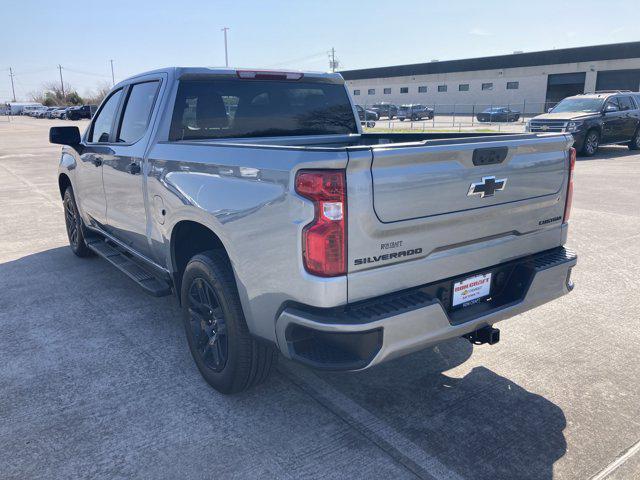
[0, 247, 566, 480]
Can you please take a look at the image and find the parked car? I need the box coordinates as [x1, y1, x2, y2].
[397, 104, 434, 121]
[27, 106, 48, 117]
[355, 104, 378, 127]
[20, 104, 45, 116]
[36, 106, 59, 118]
[527, 91, 640, 156]
[476, 107, 521, 123]
[370, 103, 398, 119]
[51, 107, 69, 119]
[50, 67, 576, 394]
[65, 105, 97, 120]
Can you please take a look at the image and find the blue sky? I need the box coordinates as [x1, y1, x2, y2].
[1, 0, 638, 101]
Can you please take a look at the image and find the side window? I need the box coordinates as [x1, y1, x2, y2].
[617, 96, 634, 111]
[605, 98, 620, 112]
[118, 81, 160, 143]
[89, 89, 123, 143]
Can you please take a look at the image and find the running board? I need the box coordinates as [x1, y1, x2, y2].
[86, 239, 172, 297]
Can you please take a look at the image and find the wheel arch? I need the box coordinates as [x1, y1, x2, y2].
[169, 220, 232, 302]
[58, 173, 72, 200]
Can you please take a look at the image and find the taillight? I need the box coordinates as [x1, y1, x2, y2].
[563, 147, 576, 222]
[295, 170, 346, 277]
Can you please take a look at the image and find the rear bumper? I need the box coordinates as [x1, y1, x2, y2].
[275, 247, 576, 370]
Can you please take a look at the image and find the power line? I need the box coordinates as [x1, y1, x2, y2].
[267, 50, 327, 68]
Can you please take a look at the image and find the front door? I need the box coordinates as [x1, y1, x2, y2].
[102, 79, 161, 257]
[601, 98, 625, 143]
[76, 88, 124, 227]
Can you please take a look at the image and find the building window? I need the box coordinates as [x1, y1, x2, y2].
[418, 86, 427, 93]
[368, 89, 375, 95]
[400, 87, 409, 94]
[438, 85, 447, 92]
[482, 83, 494, 91]
[353, 90, 360, 96]
[458, 84, 469, 91]
[384, 88, 391, 94]
[507, 81, 519, 90]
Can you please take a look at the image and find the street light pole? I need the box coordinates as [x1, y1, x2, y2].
[221, 27, 230, 67]
[110, 59, 115, 86]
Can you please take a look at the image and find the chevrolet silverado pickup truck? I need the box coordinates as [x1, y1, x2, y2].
[50, 67, 577, 394]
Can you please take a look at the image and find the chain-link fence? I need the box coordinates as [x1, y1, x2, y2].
[356, 100, 560, 132]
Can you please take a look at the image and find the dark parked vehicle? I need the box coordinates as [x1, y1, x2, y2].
[476, 107, 521, 123]
[65, 105, 97, 120]
[397, 104, 434, 121]
[370, 103, 398, 119]
[527, 91, 640, 156]
[51, 107, 69, 119]
[355, 104, 378, 127]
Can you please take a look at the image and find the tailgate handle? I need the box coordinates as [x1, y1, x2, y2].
[472, 147, 508, 166]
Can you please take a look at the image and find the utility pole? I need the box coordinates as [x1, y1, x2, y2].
[221, 27, 230, 67]
[328, 47, 339, 72]
[110, 60, 115, 86]
[9, 67, 16, 102]
[57, 64, 65, 97]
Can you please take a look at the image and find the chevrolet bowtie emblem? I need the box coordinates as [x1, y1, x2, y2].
[468, 176, 507, 198]
[541, 125, 549, 131]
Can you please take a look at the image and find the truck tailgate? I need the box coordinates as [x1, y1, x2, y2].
[346, 133, 573, 303]
[372, 136, 565, 222]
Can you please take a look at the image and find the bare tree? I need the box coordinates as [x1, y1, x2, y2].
[83, 81, 111, 105]
[30, 82, 84, 106]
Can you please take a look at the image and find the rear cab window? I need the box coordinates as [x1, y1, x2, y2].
[117, 81, 160, 143]
[169, 78, 357, 140]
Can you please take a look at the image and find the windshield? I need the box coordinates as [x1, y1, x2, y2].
[170, 79, 358, 140]
[552, 98, 604, 113]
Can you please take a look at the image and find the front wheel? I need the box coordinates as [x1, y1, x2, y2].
[181, 251, 277, 394]
[628, 129, 640, 150]
[63, 187, 92, 257]
[582, 130, 600, 157]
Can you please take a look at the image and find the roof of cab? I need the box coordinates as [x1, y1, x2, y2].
[116, 67, 345, 86]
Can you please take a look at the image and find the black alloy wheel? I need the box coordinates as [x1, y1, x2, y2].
[187, 277, 228, 372]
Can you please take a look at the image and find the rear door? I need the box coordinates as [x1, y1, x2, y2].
[617, 95, 639, 140]
[102, 78, 162, 255]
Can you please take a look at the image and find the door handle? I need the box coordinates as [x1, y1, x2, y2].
[92, 157, 103, 167]
[127, 162, 141, 175]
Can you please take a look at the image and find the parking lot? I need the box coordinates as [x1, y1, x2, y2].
[1, 116, 639, 479]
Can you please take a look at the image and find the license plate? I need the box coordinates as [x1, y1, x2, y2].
[452, 273, 492, 307]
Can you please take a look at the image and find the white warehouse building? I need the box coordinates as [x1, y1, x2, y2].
[340, 42, 640, 115]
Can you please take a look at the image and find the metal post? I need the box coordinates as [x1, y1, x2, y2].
[221, 27, 230, 67]
[58, 65, 65, 97]
[452, 104, 456, 126]
[110, 60, 115, 86]
[9, 67, 16, 102]
[522, 99, 526, 123]
[472, 104, 475, 126]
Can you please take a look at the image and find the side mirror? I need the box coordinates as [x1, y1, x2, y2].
[50, 126, 81, 146]
[603, 104, 618, 114]
[547, 108, 553, 113]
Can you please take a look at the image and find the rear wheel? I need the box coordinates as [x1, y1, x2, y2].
[63, 187, 92, 257]
[628, 129, 640, 150]
[181, 251, 277, 394]
[582, 129, 600, 157]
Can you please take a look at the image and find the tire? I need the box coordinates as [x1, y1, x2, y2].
[581, 129, 600, 157]
[63, 186, 92, 257]
[181, 251, 277, 394]
[399, 118, 405, 122]
[628, 129, 640, 150]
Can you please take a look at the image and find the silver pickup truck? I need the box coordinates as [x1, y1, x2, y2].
[50, 67, 577, 394]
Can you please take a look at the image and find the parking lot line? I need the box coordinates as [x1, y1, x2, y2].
[280, 362, 465, 480]
[590, 438, 640, 480]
